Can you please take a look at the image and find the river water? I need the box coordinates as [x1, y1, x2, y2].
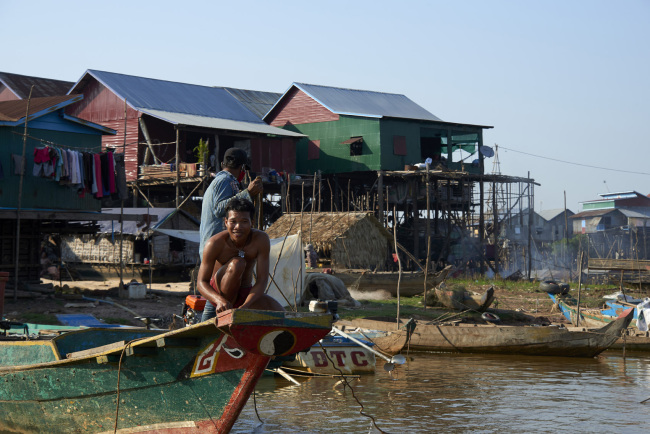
[232, 350, 650, 433]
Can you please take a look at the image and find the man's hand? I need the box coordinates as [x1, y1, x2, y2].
[213, 295, 233, 313]
[247, 177, 263, 196]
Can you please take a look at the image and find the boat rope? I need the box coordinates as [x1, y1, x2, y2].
[316, 341, 389, 434]
[269, 366, 361, 379]
[253, 390, 264, 424]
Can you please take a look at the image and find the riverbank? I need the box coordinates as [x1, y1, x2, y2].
[1, 276, 636, 328]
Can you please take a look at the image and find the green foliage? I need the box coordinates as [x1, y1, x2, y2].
[550, 234, 588, 257]
[193, 138, 209, 165]
[101, 317, 133, 326]
[21, 313, 59, 325]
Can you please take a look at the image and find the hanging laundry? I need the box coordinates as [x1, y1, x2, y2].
[114, 153, 128, 201]
[93, 153, 103, 198]
[107, 151, 116, 194]
[11, 154, 24, 175]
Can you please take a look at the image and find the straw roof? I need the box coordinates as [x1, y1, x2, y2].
[266, 212, 392, 270]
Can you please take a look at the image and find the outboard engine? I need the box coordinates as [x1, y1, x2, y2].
[181, 295, 206, 326]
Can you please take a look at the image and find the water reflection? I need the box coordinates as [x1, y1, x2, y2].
[232, 352, 650, 433]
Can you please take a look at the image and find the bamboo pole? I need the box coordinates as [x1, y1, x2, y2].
[310, 173, 316, 244]
[175, 127, 180, 207]
[286, 172, 291, 214]
[119, 99, 127, 288]
[424, 168, 431, 309]
[576, 251, 584, 327]
[318, 171, 321, 213]
[13, 86, 33, 301]
[393, 205, 402, 329]
[347, 179, 351, 214]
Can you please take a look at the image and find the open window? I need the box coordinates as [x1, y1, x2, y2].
[341, 136, 364, 156]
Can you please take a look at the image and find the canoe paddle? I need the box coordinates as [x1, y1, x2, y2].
[331, 326, 407, 372]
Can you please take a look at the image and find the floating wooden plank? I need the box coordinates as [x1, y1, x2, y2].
[589, 258, 650, 272]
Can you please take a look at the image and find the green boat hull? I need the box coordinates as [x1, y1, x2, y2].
[0, 309, 332, 433]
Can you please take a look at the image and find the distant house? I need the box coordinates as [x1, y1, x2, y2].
[65, 70, 303, 182]
[264, 83, 493, 175]
[265, 212, 391, 270]
[571, 208, 650, 234]
[580, 191, 650, 217]
[501, 208, 574, 244]
[62, 208, 200, 266]
[0, 71, 73, 101]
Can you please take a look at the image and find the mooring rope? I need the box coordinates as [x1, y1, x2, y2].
[316, 341, 389, 434]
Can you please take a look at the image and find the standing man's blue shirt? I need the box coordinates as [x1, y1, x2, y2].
[199, 171, 252, 259]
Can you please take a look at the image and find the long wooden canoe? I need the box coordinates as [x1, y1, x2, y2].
[334, 318, 416, 356]
[548, 293, 650, 350]
[336, 309, 633, 358]
[0, 309, 331, 433]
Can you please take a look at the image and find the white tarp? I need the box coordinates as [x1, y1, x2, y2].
[265, 234, 305, 308]
[154, 229, 200, 244]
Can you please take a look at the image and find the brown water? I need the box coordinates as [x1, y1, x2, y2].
[232, 351, 650, 433]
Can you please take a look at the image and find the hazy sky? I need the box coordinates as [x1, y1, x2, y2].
[2, 0, 648, 212]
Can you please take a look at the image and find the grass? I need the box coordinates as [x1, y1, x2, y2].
[20, 313, 60, 325]
[101, 316, 133, 326]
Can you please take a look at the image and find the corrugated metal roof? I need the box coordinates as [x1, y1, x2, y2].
[571, 209, 618, 219]
[223, 87, 282, 119]
[537, 208, 573, 222]
[290, 83, 442, 121]
[143, 109, 304, 137]
[0, 95, 81, 122]
[618, 209, 650, 219]
[0, 72, 74, 99]
[70, 70, 265, 124]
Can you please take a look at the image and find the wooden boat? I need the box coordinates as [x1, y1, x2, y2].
[334, 318, 416, 356]
[336, 309, 634, 358]
[430, 286, 495, 312]
[283, 334, 376, 375]
[548, 293, 650, 351]
[315, 265, 453, 297]
[0, 309, 331, 433]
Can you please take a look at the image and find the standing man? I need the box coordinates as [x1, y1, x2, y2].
[198, 198, 283, 320]
[199, 148, 263, 259]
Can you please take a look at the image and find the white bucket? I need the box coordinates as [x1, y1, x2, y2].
[128, 283, 147, 299]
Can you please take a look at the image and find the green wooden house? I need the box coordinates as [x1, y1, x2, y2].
[265, 83, 493, 175]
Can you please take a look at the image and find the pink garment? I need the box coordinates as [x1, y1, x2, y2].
[93, 153, 103, 198]
[107, 151, 116, 194]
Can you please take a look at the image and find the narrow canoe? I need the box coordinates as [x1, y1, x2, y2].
[334, 318, 416, 356]
[548, 293, 650, 350]
[336, 310, 633, 358]
[0, 309, 331, 433]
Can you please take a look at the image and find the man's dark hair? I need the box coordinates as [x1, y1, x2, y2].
[225, 197, 255, 218]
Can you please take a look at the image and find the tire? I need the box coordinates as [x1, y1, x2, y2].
[539, 280, 562, 294]
[559, 283, 570, 295]
[482, 312, 501, 323]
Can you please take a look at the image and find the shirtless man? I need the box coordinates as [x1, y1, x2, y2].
[197, 197, 283, 321]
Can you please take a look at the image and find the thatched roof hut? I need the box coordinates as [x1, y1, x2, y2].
[266, 212, 391, 270]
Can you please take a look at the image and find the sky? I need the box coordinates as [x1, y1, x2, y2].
[2, 0, 649, 213]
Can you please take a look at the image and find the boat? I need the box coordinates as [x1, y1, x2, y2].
[548, 293, 650, 351]
[430, 286, 495, 312]
[336, 309, 634, 358]
[334, 318, 416, 356]
[315, 265, 453, 297]
[283, 334, 376, 375]
[0, 309, 331, 433]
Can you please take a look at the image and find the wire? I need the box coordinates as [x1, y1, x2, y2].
[499, 146, 650, 176]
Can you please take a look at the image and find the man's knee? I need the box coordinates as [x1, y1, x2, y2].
[226, 257, 246, 275]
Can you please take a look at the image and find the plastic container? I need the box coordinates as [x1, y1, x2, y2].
[127, 283, 147, 299]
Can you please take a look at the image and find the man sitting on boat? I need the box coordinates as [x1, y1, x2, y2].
[198, 198, 283, 320]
